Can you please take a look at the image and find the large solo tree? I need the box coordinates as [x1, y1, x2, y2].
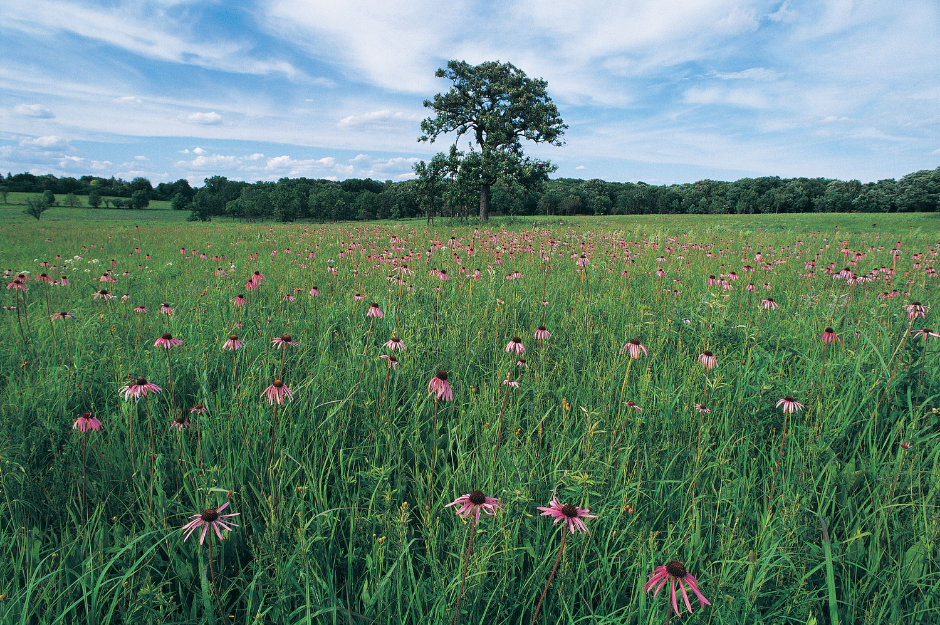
[418, 60, 566, 222]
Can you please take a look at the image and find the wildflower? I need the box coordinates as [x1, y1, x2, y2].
[761, 298, 779, 310]
[120, 377, 162, 401]
[261, 379, 293, 405]
[232, 295, 246, 306]
[154, 333, 183, 349]
[621, 339, 648, 359]
[694, 403, 710, 413]
[282, 294, 295, 302]
[171, 415, 192, 431]
[776, 396, 804, 414]
[223, 334, 243, 350]
[697, 350, 717, 369]
[94, 289, 115, 300]
[133, 306, 148, 314]
[51, 311, 75, 320]
[353, 293, 364, 301]
[380, 354, 399, 367]
[309, 286, 320, 297]
[445, 490, 503, 525]
[821, 328, 839, 344]
[251, 271, 265, 285]
[72, 412, 102, 432]
[367, 303, 384, 318]
[907, 302, 929, 319]
[384, 336, 406, 351]
[505, 337, 526, 355]
[913, 328, 940, 341]
[623, 401, 642, 411]
[59, 276, 70, 286]
[517, 358, 528, 369]
[576, 254, 589, 267]
[644, 561, 711, 617]
[503, 377, 520, 388]
[272, 334, 298, 349]
[428, 370, 453, 401]
[537, 497, 597, 534]
[160, 303, 174, 315]
[534, 325, 551, 341]
[182, 501, 239, 544]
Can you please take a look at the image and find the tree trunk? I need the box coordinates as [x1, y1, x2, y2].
[479, 183, 490, 222]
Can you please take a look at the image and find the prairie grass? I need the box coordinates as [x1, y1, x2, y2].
[0, 212, 937, 624]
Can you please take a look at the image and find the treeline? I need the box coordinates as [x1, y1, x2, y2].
[3, 166, 938, 221]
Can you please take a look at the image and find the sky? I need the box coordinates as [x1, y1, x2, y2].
[2, 0, 939, 187]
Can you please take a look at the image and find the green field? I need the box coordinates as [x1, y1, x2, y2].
[0, 212, 937, 624]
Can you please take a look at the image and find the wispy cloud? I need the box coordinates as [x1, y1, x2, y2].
[181, 112, 223, 126]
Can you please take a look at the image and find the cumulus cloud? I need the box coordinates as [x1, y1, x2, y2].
[181, 112, 222, 125]
[20, 135, 70, 150]
[14, 104, 55, 118]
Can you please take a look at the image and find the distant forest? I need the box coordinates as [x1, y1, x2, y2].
[2, 166, 939, 222]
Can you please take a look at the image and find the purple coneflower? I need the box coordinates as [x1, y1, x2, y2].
[623, 401, 642, 411]
[907, 302, 928, 319]
[160, 303, 174, 315]
[353, 293, 364, 301]
[776, 396, 804, 414]
[643, 561, 711, 617]
[821, 328, 839, 344]
[428, 370, 453, 401]
[120, 377, 162, 401]
[761, 298, 779, 310]
[697, 350, 717, 369]
[223, 334, 243, 350]
[154, 332, 183, 349]
[309, 286, 320, 297]
[531, 498, 597, 625]
[134, 306, 148, 313]
[384, 336, 406, 351]
[534, 325, 550, 341]
[379, 354, 399, 367]
[537, 498, 597, 534]
[72, 412, 102, 432]
[94, 289, 115, 300]
[251, 271, 265, 285]
[171, 415, 192, 431]
[694, 403, 710, 413]
[517, 358, 528, 369]
[232, 295, 246, 306]
[190, 403, 207, 414]
[261, 379, 293, 405]
[446, 490, 504, 525]
[914, 328, 940, 341]
[367, 303, 384, 318]
[51, 311, 75, 320]
[182, 501, 239, 544]
[272, 334, 298, 349]
[505, 337, 526, 355]
[621, 339, 648, 359]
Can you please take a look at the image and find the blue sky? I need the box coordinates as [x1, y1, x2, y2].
[2, 0, 939, 187]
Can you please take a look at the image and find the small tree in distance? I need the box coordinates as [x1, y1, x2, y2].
[418, 60, 566, 222]
[24, 196, 51, 220]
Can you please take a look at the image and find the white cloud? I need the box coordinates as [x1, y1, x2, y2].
[821, 115, 850, 123]
[14, 104, 54, 118]
[338, 109, 421, 129]
[575, 165, 586, 170]
[684, 86, 770, 108]
[116, 95, 143, 104]
[712, 67, 782, 81]
[181, 112, 222, 125]
[20, 135, 70, 150]
[0, 0, 301, 78]
[193, 147, 207, 154]
[134, 155, 148, 161]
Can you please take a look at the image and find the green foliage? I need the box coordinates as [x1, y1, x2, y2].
[0, 214, 938, 623]
[87, 189, 101, 208]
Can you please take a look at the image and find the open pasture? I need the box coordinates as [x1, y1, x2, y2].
[0, 213, 938, 624]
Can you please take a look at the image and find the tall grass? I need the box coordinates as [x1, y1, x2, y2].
[0, 213, 937, 624]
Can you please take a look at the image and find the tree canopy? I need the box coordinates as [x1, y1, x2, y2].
[418, 60, 566, 221]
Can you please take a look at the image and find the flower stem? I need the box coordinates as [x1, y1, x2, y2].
[452, 523, 476, 625]
[531, 531, 566, 625]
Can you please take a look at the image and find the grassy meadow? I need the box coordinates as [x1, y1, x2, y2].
[0, 210, 938, 624]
